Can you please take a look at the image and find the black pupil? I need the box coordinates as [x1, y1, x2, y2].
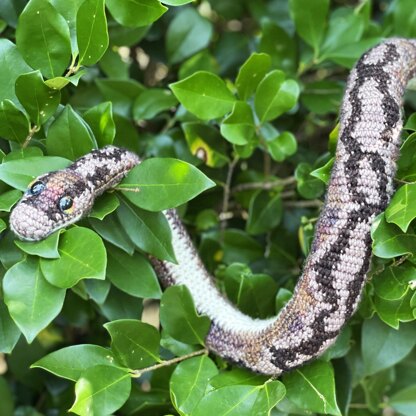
[30, 181, 44, 195]
[59, 197, 73, 212]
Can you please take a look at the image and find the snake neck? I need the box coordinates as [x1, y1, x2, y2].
[69, 146, 140, 197]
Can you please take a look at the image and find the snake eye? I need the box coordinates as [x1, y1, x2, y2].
[29, 181, 45, 196]
[58, 196, 74, 214]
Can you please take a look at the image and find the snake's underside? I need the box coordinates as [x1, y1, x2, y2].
[9, 38, 416, 375]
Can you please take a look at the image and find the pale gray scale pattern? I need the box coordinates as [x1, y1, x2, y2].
[8, 38, 416, 376]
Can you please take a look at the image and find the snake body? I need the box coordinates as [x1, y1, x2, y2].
[9, 39, 416, 375]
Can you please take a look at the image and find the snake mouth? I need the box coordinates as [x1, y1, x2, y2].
[9, 203, 56, 241]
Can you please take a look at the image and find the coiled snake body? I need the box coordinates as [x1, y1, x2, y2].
[9, 39, 416, 375]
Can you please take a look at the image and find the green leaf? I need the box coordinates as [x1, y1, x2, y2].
[166, 8, 213, 64]
[235, 53, 271, 101]
[385, 184, 416, 232]
[371, 213, 416, 259]
[104, 319, 161, 369]
[0, 189, 22, 212]
[50, 0, 85, 54]
[246, 190, 282, 235]
[119, 158, 215, 211]
[3, 257, 66, 343]
[265, 131, 297, 162]
[70, 365, 131, 415]
[133, 88, 177, 120]
[301, 81, 343, 115]
[0, 156, 70, 191]
[362, 318, 416, 375]
[0, 39, 32, 104]
[393, 0, 416, 38]
[40, 227, 107, 288]
[15, 71, 61, 125]
[89, 192, 120, 220]
[90, 213, 135, 255]
[182, 122, 229, 168]
[0, 302, 21, 354]
[311, 157, 334, 185]
[222, 263, 278, 318]
[170, 355, 219, 416]
[33, 344, 116, 381]
[99, 287, 143, 321]
[374, 263, 416, 301]
[390, 384, 416, 416]
[46, 105, 95, 160]
[0, 99, 30, 143]
[289, 0, 329, 55]
[295, 162, 325, 199]
[160, 285, 210, 345]
[255, 70, 299, 123]
[374, 291, 415, 328]
[83, 101, 115, 146]
[106, 0, 167, 28]
[193, 380, 286, 416]
[170, 71, 235, 120]
[15, 231, 61, 259]
[283, 361, 341, 416]
[16, 0, 71, 79]
[107, 245, 161, 298]
[117, 199, 176, 262]
[76, 0, 109, 65]
[220, 101, 255, 145]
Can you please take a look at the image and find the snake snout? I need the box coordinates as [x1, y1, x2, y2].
[9, 203, 55, 241]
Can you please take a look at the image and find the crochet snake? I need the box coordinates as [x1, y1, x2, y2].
[9, 39, 416, 375]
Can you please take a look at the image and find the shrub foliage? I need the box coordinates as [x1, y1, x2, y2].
[0, 0, 416, 415]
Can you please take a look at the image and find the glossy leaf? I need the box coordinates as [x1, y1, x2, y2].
[15, 231, 61, 259]
[386, 184, 416, 232]
[0, 99, 30, 143]
[46, 105, 95, 159]
[0, 156, 70, 191]
[0, 302, 21, 354]
[107, 245, 161, 298]
[119, 158, 215, 211]
[70, 365, 131, 415]
[106, 0, 167, 28]
[265, 131, 297, 162]
[104, 319, 161, 369]
[255, 70, 299, 123]
[3, 257, 66, 343]
[193, 380, 286, 416]
[220, 101, 255, 145]
[160, 285, 210, 345]
[33, 344, 117, 381]
[289, 0, 329, 54]
[117, 199, 176, 262]
[83, 101, 115, 146]
[166, 8, 213, 64]
[170, 71, 235, 120]
[283, 361, 341, 416]
[362, 317, 416, 375]
[170, 355, 218, 416]
[235, 53, 271, 101]
[16, 0, 71, 79]
[40, 227, 107, 288]
[0, 189, 22, 212]
[76, 0, 108, 65]
[133, 88, 177, 120]
[15, 71, 61, 125]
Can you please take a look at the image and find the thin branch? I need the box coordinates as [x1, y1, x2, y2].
[231, 176, 296, 193]
[221, 157, 239, 231]
[130, 348, 208, 378]
[22, 125, 40, 148]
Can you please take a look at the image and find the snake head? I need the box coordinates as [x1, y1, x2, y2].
[10, 170, 94, 241]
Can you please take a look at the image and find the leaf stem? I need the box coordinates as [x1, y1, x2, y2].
[231, 176, 296, 193]
[130, 348, 208, 378]
[22, 124, 40, 148]
[221, 157, 239, 232]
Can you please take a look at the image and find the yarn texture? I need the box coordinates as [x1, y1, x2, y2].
[9, 38, 416, 375]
